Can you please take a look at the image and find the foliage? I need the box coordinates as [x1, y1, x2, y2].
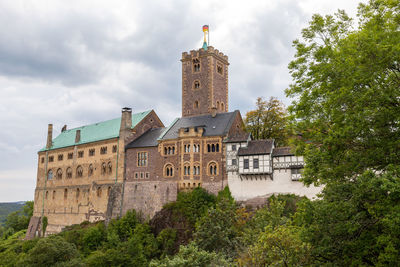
[0, 202, 25, 225]
[149, 243, 233, 267]
[286, 0, 400, 186]
[3, 201, 33, 234]
[81, 222, 106, 254]
[20, 235, 80, 266]
[244, 96, 290, 146]
[157, 228, 177, 256]
[294, 167, 400, 265]
[107, 209, 139, 242]
[42, 216, 48, 237]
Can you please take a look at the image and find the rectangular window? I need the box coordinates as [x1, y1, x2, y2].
[137, 152, 148, 166]
[89, 149, 95, 156]
[231, 145, 236, 151]
[78, 151, 84, 158]
[145, 172, 149, 179]
[100, 147, 107, 154]
[41, 157, 44, 164]
[112, 145, 117, 153]
[232, 159, 237, 166]
[68, 153, 73, 159]
[135, 173, 138, 179]
[253, 158, 259, 169]
[49, 156, 54, 162]
[58, 154, 63, 161]
[140, 172, 144, 179]
[244, 159, 249, 169]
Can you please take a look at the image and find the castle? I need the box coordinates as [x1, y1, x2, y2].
[26, 27, 320, 239]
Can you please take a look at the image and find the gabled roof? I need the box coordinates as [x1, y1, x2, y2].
[40, 110, 152, 152]
[126, 127, 166, 149]
[272, 147, 295, 157]
[160, 111, 239, 140]
[238, 139, 274, 156]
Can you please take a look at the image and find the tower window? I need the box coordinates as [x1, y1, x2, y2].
[193, 80, 200, 89]
[217, 62, 224, 75]
[193, 58, 200, 72]
[221, 102, 225, 111]
[208, 162, 218, 176]
[164, 164, 174, 177]
[194, 101, 199, 109]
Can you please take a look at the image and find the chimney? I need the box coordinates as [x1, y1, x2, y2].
[61, 125, 67, 132]
[75, 130, 81, 143]
[46, 124, 53, 149]
[120, 107, 132, 131]
[211, 107, 217, 118]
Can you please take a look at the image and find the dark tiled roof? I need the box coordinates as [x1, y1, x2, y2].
[161, 111, 239, 140]
[272, 147, 295, 157]
[237, 139, 274, 156]
[224, 132, 250, 143]
[126, 127, 166, 149]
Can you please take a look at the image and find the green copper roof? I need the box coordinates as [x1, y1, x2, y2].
[40, 110, 152, 152]
[202, 41, 208, 50]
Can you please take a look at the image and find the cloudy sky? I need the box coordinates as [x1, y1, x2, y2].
[0, 0, 361, 202]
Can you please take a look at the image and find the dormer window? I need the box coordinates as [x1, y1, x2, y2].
[193, 58, 200, 72]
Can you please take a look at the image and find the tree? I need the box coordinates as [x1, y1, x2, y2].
[286, 0, 400, 185]
[4, 201, 34, 233]
[244, 97, 289, 146]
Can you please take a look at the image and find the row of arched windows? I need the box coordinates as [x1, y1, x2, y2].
[47, 162, 112, 180]
[184, 144, 200, 153]
[207, 143, 220, 153]
[44, 186, 112, 200]
[164, 146, 176, 155]
[163, 162, 218, 177]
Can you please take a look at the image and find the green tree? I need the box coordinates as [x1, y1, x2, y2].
[4, 201, 34, 232]
[286, 0, 400, 186]
[244, 97, 289, 146]
[149, 243, 232, 267]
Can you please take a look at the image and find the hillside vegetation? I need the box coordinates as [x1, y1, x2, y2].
[0, 203, 24, 225]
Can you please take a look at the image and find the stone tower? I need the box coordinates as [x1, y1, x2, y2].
[181, 28, 229, 117]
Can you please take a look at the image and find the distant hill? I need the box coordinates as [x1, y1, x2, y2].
[0, 202, 25, 225]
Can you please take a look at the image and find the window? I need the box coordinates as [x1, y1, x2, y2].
[140, 172, 144, 179]
[253, 158, 259, 169]
[64, 189, 68, 200]
[88, 164, 94, 177]
[47, 170, 53, 180]
[58, 154, 63, 161]
[76, 166, 83, 178]
[101, 162, 106, 175]
[232, 159, 237, 166]
[76, 188, 80, 199]
[56, 168, 63, 179]
[145, 172, 149, 179]
[193, 165, 200, 175]
[78, 151, 84, 158]
[193, 58, 200, 72]
[41, 157, 44, 164]
[45, 191, 49, 200]
[208, 162, 218, 176]
[108, 161, 112, 174]
[66, 167, 72, 178]
[112, 145, 117, 153]
[231, 145, 237, 151]
[89, 149, 95, 156]
[217, 62, 223, 75]
[184, 145, 191, 153]
[135, 172, 139, 179]
[97, 187, 102, 197]
[68, 153, 73, 159]
[244, 159, 249, 169]
[221, 102, 224, 111]
[194, 101, 199, 109]
[184, 165, 190, 176]
[107, 186, 111, 197]
[193, 80, 200, 89]
[52, 190, 56, 200]
[49, 156, 54, 162]
[100, 146, 107, 155]
[164, 164, 174, 177]
[207, 143, 220, 153]
[137, 152, 148, 166]
[193, 144, 200, 153]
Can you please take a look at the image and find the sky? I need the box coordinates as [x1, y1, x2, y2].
[0, 0, 362, 202]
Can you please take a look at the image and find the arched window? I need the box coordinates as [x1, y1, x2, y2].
[101, 162, 106, 175]
[208, 162, 218, 176]
[216, 101, 220, 110]
[221, 102, 225, 111]
[88, 164, 93, 177]
[66, 167, 72, 178]
[164, 164, 174, 177]
[64, 189, 68, 200]
[207, 144, 211, 153]
[193, 80, 200, 89]
[172, 147, 175, 154]
[47, 170, 53, 180]
[76, 165, 83, 178]
[56, 168, 63, 179]
[108, 161, 112, 174]
[45, 191, 49, 200]
[216, 143, 219, 152]
[194, 101, 199, 109]
[52, 190, 56, 200]
[107, 186, 111, 197]
[212, 144, 216, 152]
[193, 165, 200, 175]
[193, 59, 200, 72]
[164, 147, 168, 155]
[76, 188, 80, 199]
[97, 187, 102, 197]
